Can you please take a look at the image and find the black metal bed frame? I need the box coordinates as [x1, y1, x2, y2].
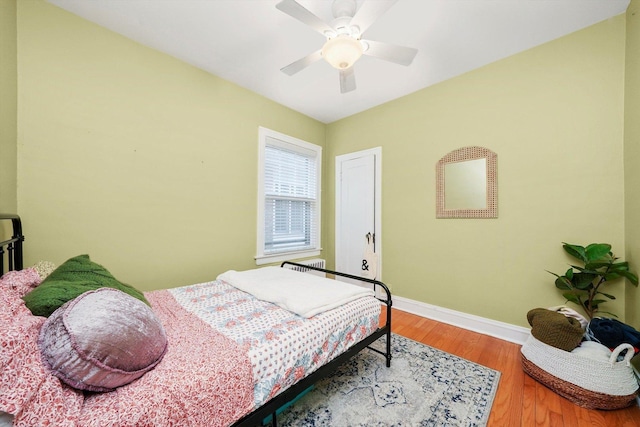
[0, 214, 24, 275]
[232, 261, 392, 427]
[0, 216, 392, 427]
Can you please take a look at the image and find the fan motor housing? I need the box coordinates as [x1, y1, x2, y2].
[332, 0, 357, 19]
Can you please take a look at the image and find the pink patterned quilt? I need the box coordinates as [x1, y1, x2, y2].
[168, 279, 381, 407]
[0, 269, 380, 426]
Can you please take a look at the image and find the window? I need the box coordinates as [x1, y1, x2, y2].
[256, 127, 321, 264]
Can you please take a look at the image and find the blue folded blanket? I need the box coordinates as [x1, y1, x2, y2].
[587, 318, 640, 352]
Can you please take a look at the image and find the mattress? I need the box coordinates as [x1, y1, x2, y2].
[166, 279, 381, 407]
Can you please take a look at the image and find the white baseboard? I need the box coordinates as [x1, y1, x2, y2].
[392, 295, 530, 345]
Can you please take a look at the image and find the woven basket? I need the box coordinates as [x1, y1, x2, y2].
[521, 334, 639, 410]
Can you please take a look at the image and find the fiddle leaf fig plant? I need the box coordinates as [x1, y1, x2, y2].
[547, 243, 638, 319]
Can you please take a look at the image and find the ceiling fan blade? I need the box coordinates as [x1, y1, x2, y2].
[339, 67, 356, 94]
[350, 0, 398, 36]
[276, 0, 334, 36]
[281, 49, 323, 76]
[362, 39, 418, 66]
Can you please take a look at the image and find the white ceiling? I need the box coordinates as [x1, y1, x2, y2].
[46, 0, 630, 123]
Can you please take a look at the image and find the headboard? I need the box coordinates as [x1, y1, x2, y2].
[0, 214, 24, 274]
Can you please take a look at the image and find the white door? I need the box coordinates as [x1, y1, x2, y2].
[335, 148, 381, 286]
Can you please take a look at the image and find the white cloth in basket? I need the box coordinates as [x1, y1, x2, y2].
[571, 341, 612, 361]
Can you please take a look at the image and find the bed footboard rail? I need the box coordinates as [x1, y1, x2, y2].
[281, 261, 392, 366]
[0, 214, 24, 274]
[232, 261, 393, 427]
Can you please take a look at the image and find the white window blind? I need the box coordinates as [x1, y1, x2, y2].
[257, 128, 321, 263]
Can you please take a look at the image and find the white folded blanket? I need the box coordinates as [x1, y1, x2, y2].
[217, 266, 375, 318]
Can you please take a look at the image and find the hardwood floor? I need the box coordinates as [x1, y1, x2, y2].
[386, 308, 640, 427]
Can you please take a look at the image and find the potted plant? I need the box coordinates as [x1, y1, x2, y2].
[548, 243, 638, 319]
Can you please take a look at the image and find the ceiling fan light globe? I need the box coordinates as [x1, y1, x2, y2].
[321, 35, 363, 70]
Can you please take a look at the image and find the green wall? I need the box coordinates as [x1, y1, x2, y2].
[16, 0, 326, 290]
[326, 15, 628, 328]
[625, 0, 640, 327]
[10, 1, 638, 329]
[0, 0, 17, 213]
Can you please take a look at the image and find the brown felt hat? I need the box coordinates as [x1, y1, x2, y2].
[527, 308, 584, 351]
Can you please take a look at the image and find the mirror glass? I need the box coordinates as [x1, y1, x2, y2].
[444, 158, 487, 210]
[436, 146, 497, 218]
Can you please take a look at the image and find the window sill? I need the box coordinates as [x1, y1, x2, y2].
[255, 249, 322, 265]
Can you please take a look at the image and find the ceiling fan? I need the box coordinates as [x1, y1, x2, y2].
[276, 0, 418, 94]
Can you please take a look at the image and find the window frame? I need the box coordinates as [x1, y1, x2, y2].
[256, 127, 322, 265]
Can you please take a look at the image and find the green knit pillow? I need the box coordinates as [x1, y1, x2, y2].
[23, 255, 149, 317]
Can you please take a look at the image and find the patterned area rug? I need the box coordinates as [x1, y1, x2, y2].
[276, 334, 500, 426]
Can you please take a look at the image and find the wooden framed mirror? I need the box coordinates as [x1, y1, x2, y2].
[436, 146, 497, 218]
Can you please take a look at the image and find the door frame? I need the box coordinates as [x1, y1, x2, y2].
[335, 147, 382, 280]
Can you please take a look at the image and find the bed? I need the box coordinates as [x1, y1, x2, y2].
[0, 214, 392, 427]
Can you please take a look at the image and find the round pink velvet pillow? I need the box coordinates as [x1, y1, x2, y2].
[38, 287, 168, 392]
